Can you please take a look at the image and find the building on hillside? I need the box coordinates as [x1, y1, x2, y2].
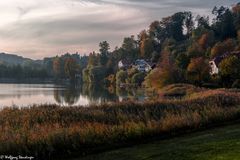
[134, 59, 153, 73]
[118, 59, 132, 70]
[209, 51, 240, 75]
[118, 59, 156, 72]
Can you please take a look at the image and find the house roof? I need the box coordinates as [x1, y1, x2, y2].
[119, 59, 132, 66]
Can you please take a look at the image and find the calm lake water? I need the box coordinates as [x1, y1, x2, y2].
[0, 83, 151, 107]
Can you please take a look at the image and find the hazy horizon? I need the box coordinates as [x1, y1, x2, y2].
[0, 0, 238, 59]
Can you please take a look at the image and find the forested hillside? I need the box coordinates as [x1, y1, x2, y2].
[81, 3, 240, 89]
[1, 3, 240, 88]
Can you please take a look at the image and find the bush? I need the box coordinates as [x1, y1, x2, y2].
[104, 74, 116, 86]
[219, 55, 240, 87]
[82, 68, 90, 83]
[131, 72, 146, 86]
[88, 66, 107, 83]
[116, 70, 128, 86]
[187, 57, 210, 85]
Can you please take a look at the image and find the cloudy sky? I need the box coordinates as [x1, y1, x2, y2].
[0, 0, 238, 59]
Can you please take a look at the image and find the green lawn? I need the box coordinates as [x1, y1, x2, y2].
[78, 123, 240, 160]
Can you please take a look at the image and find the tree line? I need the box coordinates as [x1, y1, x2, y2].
[1, 3, 240, 88]
[82, 3, 240, 89]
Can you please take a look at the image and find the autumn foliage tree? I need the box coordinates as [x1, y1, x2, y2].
[145, 49, 181, 88]
[64, 58, 80, 81]
[219, 55, 240, 86]
[210, 39, 236, 58]
[198, 31, 214, 50]
[53, 57, 61, 78]
[139, 30, 154, 59]
[78, 3, 240, 88]
[187, 43, 205, 58]
[88, 52, 99, 67]
[187, 57, 210, 85]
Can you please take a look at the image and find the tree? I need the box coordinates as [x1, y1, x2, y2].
[82, 68, 90, 83]
[184, 12, 194, 37]
[131, 72, 146, 86]
[210, 39, 236, 58]
[148, 21, 163, 53]
[64, 58, 79, 81]
[219, 55, 240, 86]
[53, 57, 61, 78]
[99, 41, 110, 66]
[176, 53, 190, 69]
[139, 30, 154, 59]
[88, 52, 99, 67]
[212, 6, 236, 40]
[116, 70, 128, 86]
[121, 36, 138, 60]
[187, 43, 204, 58]
[122, 36, 137, 51]
[88, 66, 107, 83]
[145, 50, 181, 89]
[196, 15, 210, 29]
[187, 57, 210, 85]
[149, 21, 160, 36]
[198, 31, 214, 50]
[232, 3, 240, 30]
[169, 12, 185, 41]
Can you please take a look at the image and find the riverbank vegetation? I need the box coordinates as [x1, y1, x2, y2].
[1, 86, 240, 159]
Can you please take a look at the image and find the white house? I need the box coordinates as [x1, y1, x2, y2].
[118, 59, 131, 70]
[118, 59, 154, 72]
[118, 60, 124, 69]
[209, 60, 219, 75]
[209, 51, 240, 75]
[134, 59, 152, 73]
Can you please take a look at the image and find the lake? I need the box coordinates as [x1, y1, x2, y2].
[0, 83, 151, 107]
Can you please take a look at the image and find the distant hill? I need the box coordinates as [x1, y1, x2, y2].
[0, 52, 33, 66]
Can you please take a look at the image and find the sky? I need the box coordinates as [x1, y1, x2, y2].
[0, 0, 239, 59]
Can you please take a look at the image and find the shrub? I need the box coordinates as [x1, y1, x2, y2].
[131, 72, 146, 86]
[104, 74, 116, 86]
[116, 70, 128, 86]
[210, 39, 236, 58]
[187, 57, 210, 85]
[219, 55, 240, 86]
[88, 66, 107, 83]
[82, 68, 90, 83]
[144, 50, 182, 89]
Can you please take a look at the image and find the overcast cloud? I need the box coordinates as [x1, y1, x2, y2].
[0, 0, 238, 59]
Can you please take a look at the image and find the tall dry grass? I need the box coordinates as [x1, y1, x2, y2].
[0, 88, 240, 159]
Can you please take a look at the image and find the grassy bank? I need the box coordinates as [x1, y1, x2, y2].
[1, 86, 240, 159]
[80, 123, 240, 160]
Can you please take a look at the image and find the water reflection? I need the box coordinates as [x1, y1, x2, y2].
[82, 84, 119, 104]
[0, 83, 153, 107]
[54, 85, 81, 105]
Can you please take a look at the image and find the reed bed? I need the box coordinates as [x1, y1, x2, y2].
[0, 88, 240, 159]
